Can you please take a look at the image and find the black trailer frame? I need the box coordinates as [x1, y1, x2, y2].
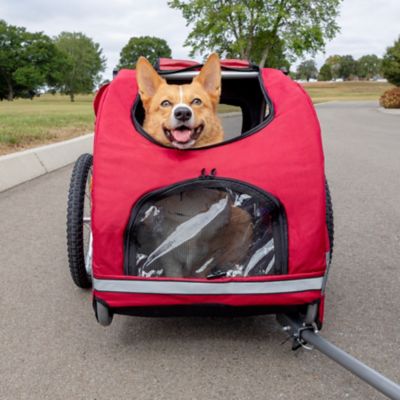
[277, 314, 400, 400]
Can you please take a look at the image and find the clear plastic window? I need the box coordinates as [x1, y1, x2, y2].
[125, 181, 286, 279]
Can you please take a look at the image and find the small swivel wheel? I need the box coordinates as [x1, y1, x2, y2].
[95, 301, 113, 326]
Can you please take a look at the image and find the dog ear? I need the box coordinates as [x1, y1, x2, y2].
[136, 57, 165, 105]
[194, 53, 221, 103]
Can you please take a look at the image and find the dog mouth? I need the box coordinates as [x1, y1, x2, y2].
[163, 123, 204, 148]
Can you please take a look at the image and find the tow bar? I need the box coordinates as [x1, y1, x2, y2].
[277, 314, 400, 400]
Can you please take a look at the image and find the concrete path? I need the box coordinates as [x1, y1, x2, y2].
[1, 101, 399, 399]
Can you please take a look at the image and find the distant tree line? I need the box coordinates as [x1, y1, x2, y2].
[0, 20, 107, 101]
[1, 14, 399, 102]
[295, 54, 383, 82]
[295, 38, 400, 85]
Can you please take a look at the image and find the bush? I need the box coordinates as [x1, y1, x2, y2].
[379, 87, 400, 108]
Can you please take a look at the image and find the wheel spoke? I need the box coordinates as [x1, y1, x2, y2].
[66, 153, 93, 288]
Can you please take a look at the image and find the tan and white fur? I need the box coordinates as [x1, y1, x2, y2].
[136, 53, 224, 149]
[136, 54, 253, 277]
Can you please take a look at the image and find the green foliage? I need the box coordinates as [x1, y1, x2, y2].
[118, 36, 172, 69]
[296, 60, 318, 81]
[250, 31, 290, 69]
[338, 55, 357, 80]
[382, 37, 400, 86]
[318, 63, 332, 81]
[325, 55, 342, 79]
[168, 0, 341, 67]
[379, 87, 400, 108]
[356, 54, 382, 79]
[53, 32, 106, 101]
[0, 20, 61, 100]
[325, 54, 357, 80]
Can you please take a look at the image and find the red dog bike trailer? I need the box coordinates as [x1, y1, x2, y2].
[66, 58, 400, 399]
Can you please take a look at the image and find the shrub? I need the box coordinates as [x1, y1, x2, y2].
[379, 87, 400, 109]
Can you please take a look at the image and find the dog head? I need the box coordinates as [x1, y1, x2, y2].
[136, 53, 223, 149]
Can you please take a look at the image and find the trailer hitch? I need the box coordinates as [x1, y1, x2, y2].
[277, 314, 400, 400]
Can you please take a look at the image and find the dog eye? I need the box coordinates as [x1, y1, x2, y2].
[161, 100, 172, 107]
[191, 98, 202, 106]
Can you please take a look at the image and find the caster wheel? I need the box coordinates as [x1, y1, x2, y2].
[96, 301, 113, 326]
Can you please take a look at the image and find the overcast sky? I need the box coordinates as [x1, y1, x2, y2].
[1, 0, 399, 78]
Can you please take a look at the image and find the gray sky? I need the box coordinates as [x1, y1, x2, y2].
[1, 0, 399, 78]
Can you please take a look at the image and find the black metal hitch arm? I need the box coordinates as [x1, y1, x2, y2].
[277, 314, 400, 400]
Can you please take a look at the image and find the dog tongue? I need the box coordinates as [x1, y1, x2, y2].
[171, 128, 192, 143]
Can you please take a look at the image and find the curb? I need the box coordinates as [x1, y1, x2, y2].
[377, 107, 400, 115]
[0, 133, 93, 192]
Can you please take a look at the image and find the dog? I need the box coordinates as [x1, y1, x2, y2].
[136, 53, 224, 149]
[135, 54, 254, 278]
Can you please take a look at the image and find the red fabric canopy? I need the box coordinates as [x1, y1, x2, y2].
[91, 61, 328, 321]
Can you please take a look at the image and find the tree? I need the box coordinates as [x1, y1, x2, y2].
[382, 37, 400, 86]
[118, 36, 172, 69]
[53, 32, 106, 101]
[249, 31, 290, 69]
[318, 63, 332, 81]
[338, 55, 357, 80]
[168, 0, 341, 67]
[356, 54, 382, 80]
[325, 55, 342, 79]
[0, 20, 61, 100]
[296, 60, 318, 81]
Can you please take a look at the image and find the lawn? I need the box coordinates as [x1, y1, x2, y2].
[302, 80, 392, 103]
[0, 81, 393, 155]
[0, 94, 94, 155]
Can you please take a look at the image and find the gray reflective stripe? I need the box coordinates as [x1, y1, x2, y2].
[93, 277, 323, 295]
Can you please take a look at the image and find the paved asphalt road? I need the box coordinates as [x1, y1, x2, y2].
[1, 101, 399, 400]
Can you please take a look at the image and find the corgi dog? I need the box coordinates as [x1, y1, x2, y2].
[136, 53, 224, 149]
[135, 54, 254, 278]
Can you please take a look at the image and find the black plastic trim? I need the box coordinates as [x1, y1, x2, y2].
[123, 176, 288, 277]
[130, 66, 275, 150]
[101, 301, 308, 318]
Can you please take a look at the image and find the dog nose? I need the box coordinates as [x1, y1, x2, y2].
[174, 107, 192, 122]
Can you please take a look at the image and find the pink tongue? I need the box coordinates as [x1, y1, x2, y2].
[172, 129, 192, 143]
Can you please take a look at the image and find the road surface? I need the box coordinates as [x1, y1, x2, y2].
[1, 101, 399, 399]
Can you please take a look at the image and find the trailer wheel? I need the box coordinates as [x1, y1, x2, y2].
[95, 301, 113, 326]
[325, 179, 334, 263]
[67, 153, 93, 288]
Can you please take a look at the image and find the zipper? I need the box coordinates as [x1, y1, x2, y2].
[123, 174, 288, 276]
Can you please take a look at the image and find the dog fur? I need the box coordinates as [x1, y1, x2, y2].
[136, 53, 224, 149]
[135, 54, 254, 278]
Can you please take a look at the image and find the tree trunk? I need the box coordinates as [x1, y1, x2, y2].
[6, 78, 14, 101]
[69, 92, 75, 102]
[258, 46, 270, 69]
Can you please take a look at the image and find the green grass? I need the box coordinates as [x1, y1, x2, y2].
[0, 82, 394, 155]
[0, 94, 94, 155]
[301, 81, 393, 103]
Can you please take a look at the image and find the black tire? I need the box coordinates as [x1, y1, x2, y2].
[67, 153, 93, 288]
[325, 178, 334, 263]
